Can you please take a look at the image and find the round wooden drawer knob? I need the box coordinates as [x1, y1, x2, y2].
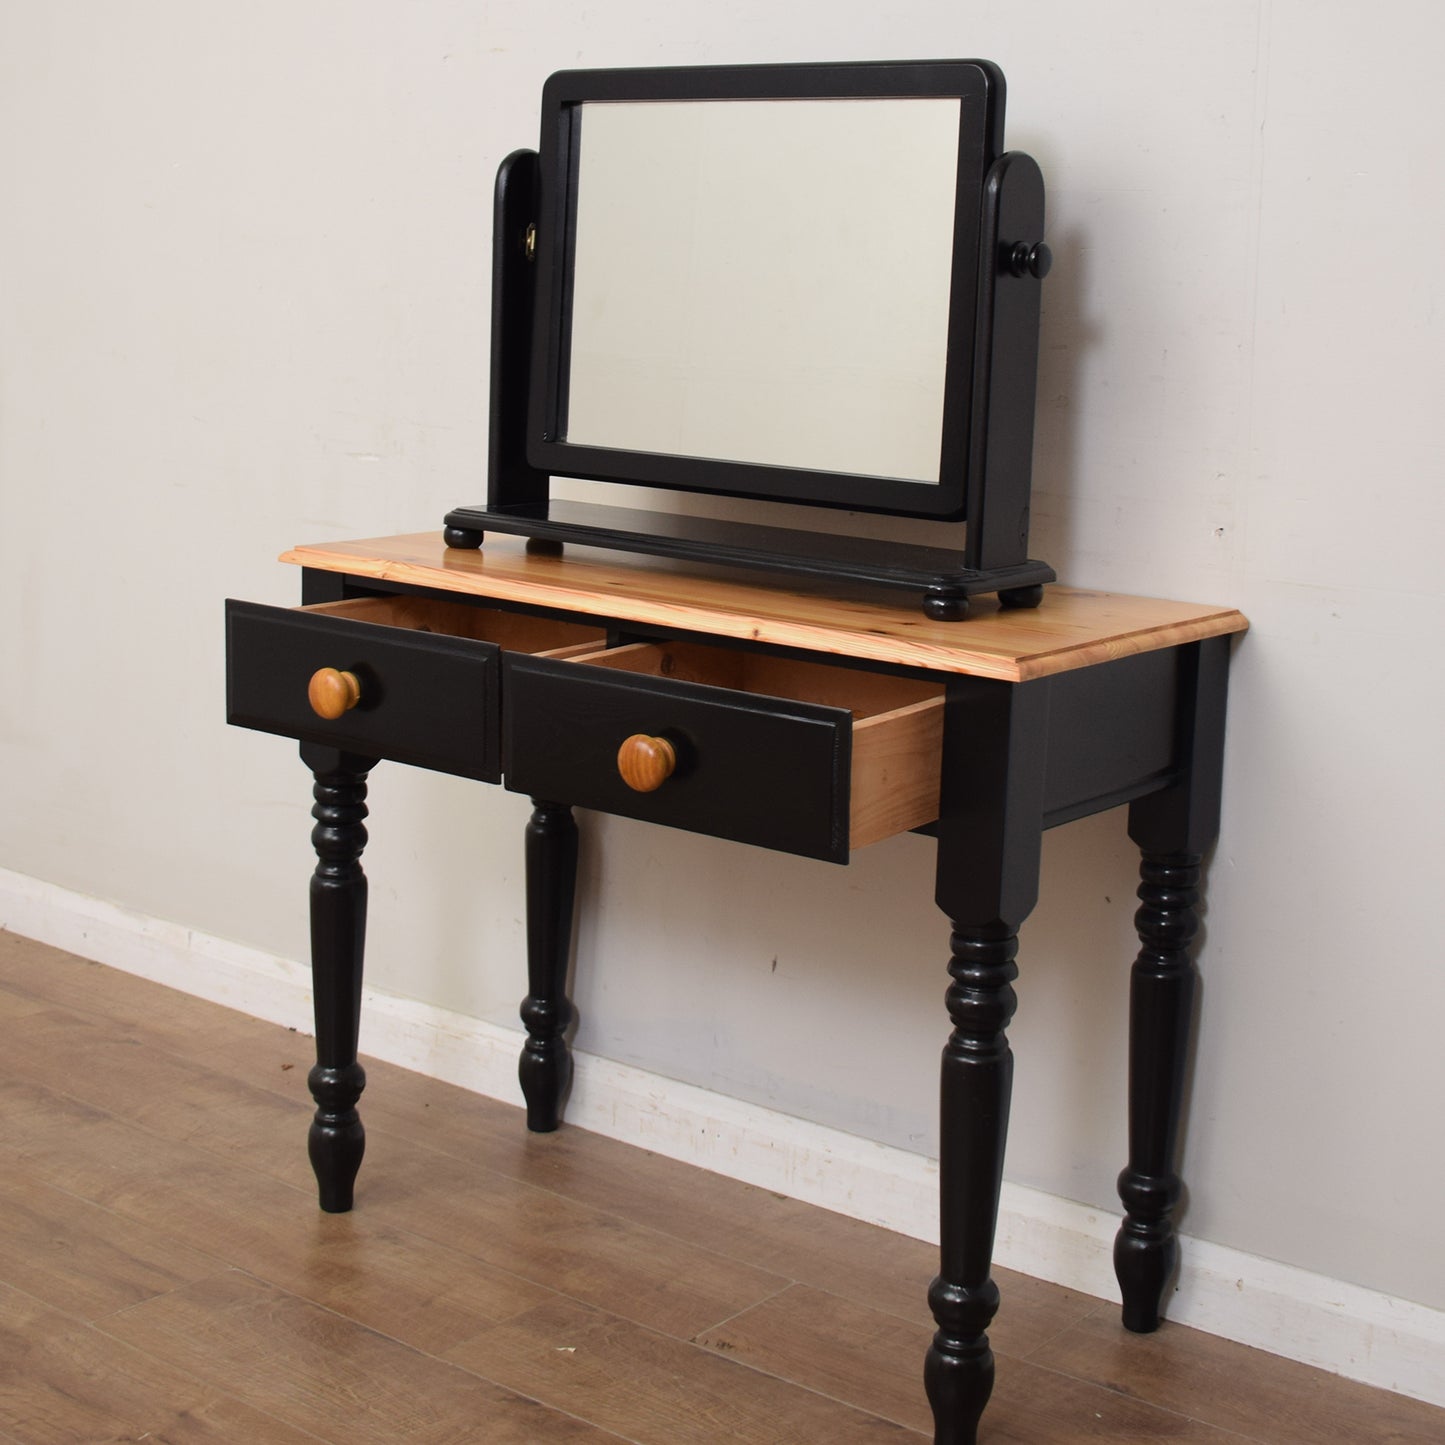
[307, 667, 362, 720]
[617, 733, 676, 793]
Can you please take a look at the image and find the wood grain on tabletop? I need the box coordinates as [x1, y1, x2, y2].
[281, 532, 1248, 682]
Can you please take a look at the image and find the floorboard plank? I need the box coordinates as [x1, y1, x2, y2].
[446, 1293, 923, 1442]
[100, 1271, 626, 1444]
[4, 1005, 315, 1189]
[0, 1171, 220, 1323]
[978, 1359, 1250, 1443]
[0, 1283, 327, 1444]
[0, 1079, 554, 1357]
[0, 988, 46, 1023]
[696, 1281, 936, 1433]
[0, 933, 264, 1052]
[358, 1145, 791, 1341]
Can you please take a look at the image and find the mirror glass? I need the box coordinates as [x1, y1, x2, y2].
[561, 98, 962, 484]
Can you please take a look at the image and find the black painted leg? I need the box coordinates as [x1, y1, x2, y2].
[928, 674, 1048, 1444]
[924, 925, 1019, 1444]
[1115, 851, 1201, 1331]
[303, 748, 373, 1213]
[519, 799, 577, 1131]
[1114, 636, 1230, 1330]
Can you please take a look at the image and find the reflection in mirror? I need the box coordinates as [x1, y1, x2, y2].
[563, 98, 961, 484]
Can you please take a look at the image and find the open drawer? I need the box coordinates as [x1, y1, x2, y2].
[226, 595, 604, 780]
[503, 640, 944, 862]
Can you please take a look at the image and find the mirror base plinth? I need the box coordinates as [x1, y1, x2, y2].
[443, 500, 1054, 619]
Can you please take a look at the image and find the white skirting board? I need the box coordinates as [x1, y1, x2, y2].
[3, 865, 1442, 1409]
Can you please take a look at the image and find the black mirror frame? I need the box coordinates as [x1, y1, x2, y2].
[526, 60, 1004, 520]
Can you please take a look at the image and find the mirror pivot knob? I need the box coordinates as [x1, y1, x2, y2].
[1008, 240, 1052, 279]
[308, 667, 362, 720]
[617, 733, 677, 793]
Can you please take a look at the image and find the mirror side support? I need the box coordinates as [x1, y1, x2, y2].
[964, 152, 1047, 577]
[490, 147, 549, 511]
[448, 148, 549, 551]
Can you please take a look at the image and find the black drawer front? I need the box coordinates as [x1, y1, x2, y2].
[226, 600, 500, 779]
[503, 654, 852, 861]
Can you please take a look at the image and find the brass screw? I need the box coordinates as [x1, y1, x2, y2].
[524, 223, 537, 261]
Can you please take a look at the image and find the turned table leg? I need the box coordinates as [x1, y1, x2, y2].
[519, 799, 578, 1131]
[1115, 636, 1230, 1330]
[1114, 851, 1200, 1330]
[925, 923, 1020, 1443]
[929, 676, 1048, 1443]
[301, 744, 377, 1213]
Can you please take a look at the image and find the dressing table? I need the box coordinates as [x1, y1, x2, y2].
[224, 61, 1247, 1444]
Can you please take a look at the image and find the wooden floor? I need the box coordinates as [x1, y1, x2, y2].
[0, 931, 1440, 1444]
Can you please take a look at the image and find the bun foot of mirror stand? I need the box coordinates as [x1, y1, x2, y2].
[923, 590, 971, 622]
[302, 744, 376, 1213]
[998, 584, 1045, 610]
[519, 799, 578, 1131]
[525, 536, 564, 556]
[443, 525, 484, 549]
